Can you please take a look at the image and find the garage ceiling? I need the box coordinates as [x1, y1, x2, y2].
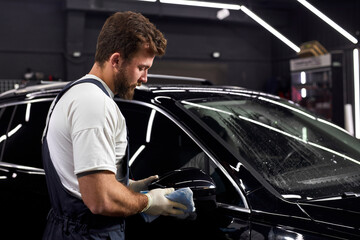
[66, 0, 297, 27]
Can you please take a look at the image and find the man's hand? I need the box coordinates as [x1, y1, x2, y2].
[143, 188, 187, 216]
[128, 175, 158, 192]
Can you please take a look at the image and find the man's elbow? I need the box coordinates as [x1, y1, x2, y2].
[83, 197, 110, 215]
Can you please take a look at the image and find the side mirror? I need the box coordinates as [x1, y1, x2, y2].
[148, 167, 216, 208]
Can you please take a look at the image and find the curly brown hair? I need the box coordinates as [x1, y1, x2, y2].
[95, 11, 167, 67]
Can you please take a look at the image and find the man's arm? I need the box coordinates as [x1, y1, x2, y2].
[78, 170, 147, 217]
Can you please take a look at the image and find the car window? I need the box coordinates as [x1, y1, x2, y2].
[181, 95, 360, 200]
[2, 101, 51, 168]
[0, 106, 15, 161]
[119, 101, 242, 206]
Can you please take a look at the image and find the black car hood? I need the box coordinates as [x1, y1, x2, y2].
[299, 196, 360, 234]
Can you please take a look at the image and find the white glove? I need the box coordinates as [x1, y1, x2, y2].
[128, 175, 158, 192]
[142, 188, 187, 216]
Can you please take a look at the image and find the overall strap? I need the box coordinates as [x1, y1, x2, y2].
[43, 78, 110, 139]
[57, 78, 110, 103]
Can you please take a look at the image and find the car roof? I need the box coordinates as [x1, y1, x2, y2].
[0, 74, 208, 98]
[0, 74, 280, 105]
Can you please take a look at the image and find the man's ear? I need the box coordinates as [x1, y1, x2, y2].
[109, 52, 122, 69]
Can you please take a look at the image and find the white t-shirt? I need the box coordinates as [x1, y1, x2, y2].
[46, 74, 128, 198]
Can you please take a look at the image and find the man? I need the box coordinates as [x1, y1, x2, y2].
[42, 11, 186, 239]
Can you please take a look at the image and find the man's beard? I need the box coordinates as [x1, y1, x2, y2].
[115, 67, 137, 100]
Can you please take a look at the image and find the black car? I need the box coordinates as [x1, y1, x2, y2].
[1, 75, 360, 239]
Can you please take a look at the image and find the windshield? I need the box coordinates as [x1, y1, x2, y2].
[181, 92, 360, 200]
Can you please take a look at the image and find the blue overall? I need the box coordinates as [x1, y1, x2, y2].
[42, 79, 129, 239]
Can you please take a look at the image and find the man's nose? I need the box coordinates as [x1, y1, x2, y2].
[140, 70, 148, 83]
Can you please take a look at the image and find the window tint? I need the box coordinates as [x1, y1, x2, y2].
[2, 101, 51, 168]
[119, 102, 241, 206]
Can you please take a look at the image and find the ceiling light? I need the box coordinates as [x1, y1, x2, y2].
[159, 0, 241, 10]
[297, 0, 358, 44]
[240, 6, 300, 53]
[300, 71, 306, 84]
[212, 51, 221, 58]
[301, 88, 307, 98]
[217, 8, 230, 20]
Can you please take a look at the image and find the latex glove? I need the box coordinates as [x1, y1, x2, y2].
[142, 188, 187, 216]
[128, 175, 158, 192]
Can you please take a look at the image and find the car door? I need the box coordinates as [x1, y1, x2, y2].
[118, 100, 251, 240]
[0, 101, 51, 239]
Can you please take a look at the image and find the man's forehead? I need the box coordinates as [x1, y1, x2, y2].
[132, 47, 155, 60]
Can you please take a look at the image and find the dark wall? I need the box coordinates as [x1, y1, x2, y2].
[64, 4, 275, 90]
[0, 0, 274, 91]
[148, 17, 273, 89]
[0, 0, 359, 93]
[0, 0, 65, 80]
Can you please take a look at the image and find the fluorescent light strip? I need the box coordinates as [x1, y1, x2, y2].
[307, 141, 360, 165]
[259, 96, 348, 133]
[258, 96, 316, 120]
[282, 194, 302, 199]
[8, 124, 22, 137]
[160, 0, 241, 10]
[297, 0, 358, 44]
[146, 109, 156, 142]
[189, 89, 254, 98]
[0, 135, 6, 143]
[25, 103, 31, 122]
[301, 71, 306, 84]
[158, 1, 299, 53]
[302, 127, 308, 141]
[129, 145, 146, 166]
[238, 114, 307, 143]
[240, 6, 300, 53]
[317, 118, 349, 134]
[152, 90, 186, 93]
[238, 114, 360, 165]
[181, 100, 233, 115]
[301, 88, 307, 98]
[354, 48, 360, 138]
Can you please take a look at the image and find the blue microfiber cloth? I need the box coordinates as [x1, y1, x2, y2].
[141, 187, 196, 223]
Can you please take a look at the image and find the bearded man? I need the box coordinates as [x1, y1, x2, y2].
[42, 11, 186, 240]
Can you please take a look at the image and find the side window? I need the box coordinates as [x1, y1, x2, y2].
[123, 104, 202, 177]
[119, 102, 241, 206]
[0, 106, 15, 161]
[2, 101, 51, 168]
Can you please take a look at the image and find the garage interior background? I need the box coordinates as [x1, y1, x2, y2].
[0, 0, 359, 130]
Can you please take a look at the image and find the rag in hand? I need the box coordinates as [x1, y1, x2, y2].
[141, 187, 195, 223]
